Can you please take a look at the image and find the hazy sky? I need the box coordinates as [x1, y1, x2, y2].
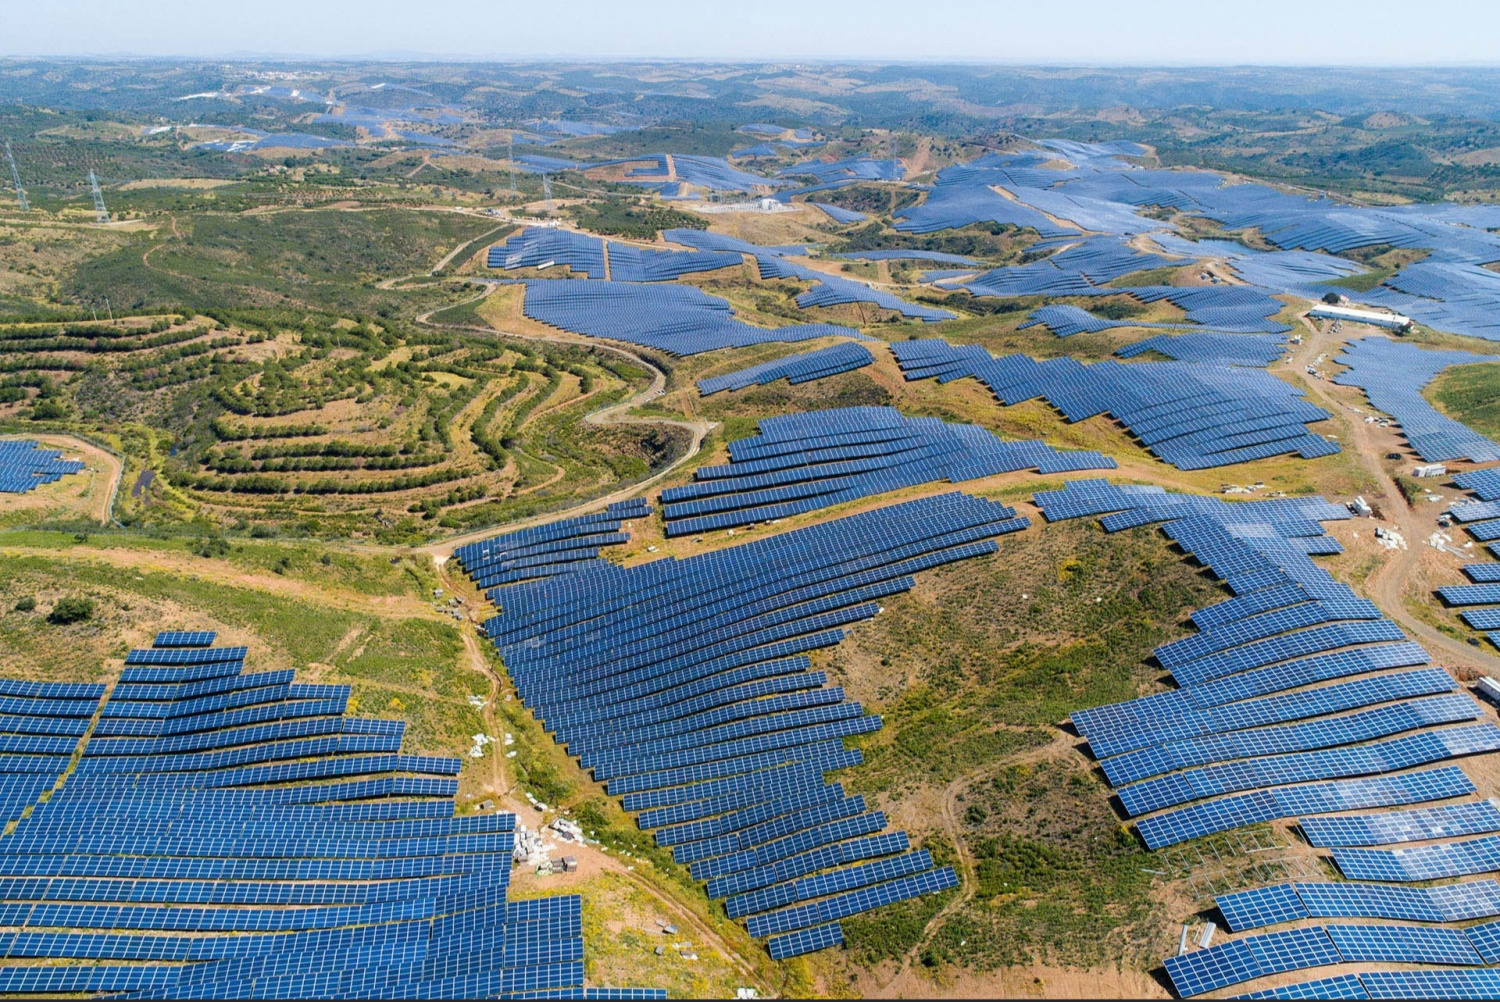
[9, 0, 1500, 64]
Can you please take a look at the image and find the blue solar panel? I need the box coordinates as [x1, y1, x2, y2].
[520, 278, 865, 356]
[659, 406, 1111, 536]
[0, 640, 658, 999]
[891, 340, 1337, 471]
[1358, 969, 1500, 1000]
[696, 343, 876, 396]
[0, 440, 86, 494]
[1299, 801, 1500, 847]
[1237, 975, 1369, 1000]
[471, 492, 1023, 956]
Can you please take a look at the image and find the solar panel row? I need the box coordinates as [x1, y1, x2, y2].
[1165, 921, 1500, 996]
[478, 492, 1030, 954]
[696, 342, 875, 396]
[890, 340, 1338, 471]
[1217, 879, 1500, 931]
[1030, 479, 1490, 852]
[0, 637, 663, 999]
[0, 439, 85, 494]
[660, 406, 1113, 536]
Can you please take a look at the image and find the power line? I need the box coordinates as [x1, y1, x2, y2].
[507, 131, 516, 197]
[3, 140, 27, 212]
[88, 170, 109, 224]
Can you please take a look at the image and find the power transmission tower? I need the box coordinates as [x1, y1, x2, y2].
[541, 173, 552, 203]
[88, 170, 109, 223]
[4, 140, 28, 211]
[507, 132, 517, 197]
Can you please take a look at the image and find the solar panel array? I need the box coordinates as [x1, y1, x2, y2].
[0, 439, 85, 494]
[662, 229, 957, 323]
[660, 406, 1114, 536]
[810, 203, 866, 224]
[891, 339, 1338, 470]
[1438, 469, 1500, 650]
[1330, 338, 1500, 463]
[775, 159, 903, 184]
[1028, 476, 1500, 995]
[1030, 479, 1500, 852]
[476, 492, 1034, 954]
[1217, 880, 1500, 931]
[832, 250, 981, 266]
[0, 636, 663, 1000]
[695, 343, 876, 396]
[1117, 331, 1289, 367]
[1299, 801, 1500, 847]
[890, 140, 1500, 343]
[585, 154, 782, 193]
[451, 499, 651, 593]
[519, 280, 864, 356]
[487, 227, 741, 283]
[1166, 921, 1500, 997]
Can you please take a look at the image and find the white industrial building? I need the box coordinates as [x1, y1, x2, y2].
[1307, 304, 1413, 331]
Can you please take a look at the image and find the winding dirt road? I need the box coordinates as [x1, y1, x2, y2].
[413, 285, 716, 559]
[1290, 314, 1499, 673]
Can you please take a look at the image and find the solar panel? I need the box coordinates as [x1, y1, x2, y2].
[1236, 975, 1369, 1000]
[0, 632, 657, 998]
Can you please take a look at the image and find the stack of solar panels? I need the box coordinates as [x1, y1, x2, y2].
[1033, 479, 1500, 855]
[481, 494, 1034, 956]
[890, 339, 1339, 470]
[0, 439, 85, 494]
[0, 631, 663, 1000]
[452, 499, 650, 595]
[1332, 337, 1500, 463]
[520, 279, 862, 355]
[663, 229, 958, 323]
[660, 406, 1114, 536]
[696, 343, 876, 396]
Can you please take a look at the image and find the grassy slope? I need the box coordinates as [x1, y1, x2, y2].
[1426, 360, 1500, 441]
[822, 519, 1224, 972]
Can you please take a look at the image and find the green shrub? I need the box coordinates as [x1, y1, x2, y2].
[12, 596, 36, 613]
[47, 596, 95, 624]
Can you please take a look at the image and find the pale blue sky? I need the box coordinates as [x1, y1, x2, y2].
[8, 0, 1500, 64]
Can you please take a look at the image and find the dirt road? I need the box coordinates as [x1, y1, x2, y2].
[414, 286, 715, 559]
[1290, 315, 1499, 673]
